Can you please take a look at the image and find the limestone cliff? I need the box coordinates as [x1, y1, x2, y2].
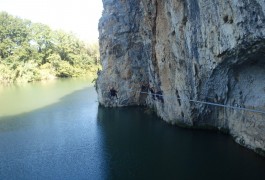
[97, 0, 265, 156]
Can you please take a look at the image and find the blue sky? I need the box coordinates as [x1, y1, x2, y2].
[0, 0, 103, 42]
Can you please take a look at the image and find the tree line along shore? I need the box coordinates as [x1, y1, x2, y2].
[0, 12, 100, 84]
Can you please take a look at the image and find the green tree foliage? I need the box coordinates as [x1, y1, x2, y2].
[0, 12, 100, 84]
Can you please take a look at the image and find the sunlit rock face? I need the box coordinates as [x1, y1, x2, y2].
[97, 0, 265, 155]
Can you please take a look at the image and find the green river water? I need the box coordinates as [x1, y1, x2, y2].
[0, 78, 264, 180]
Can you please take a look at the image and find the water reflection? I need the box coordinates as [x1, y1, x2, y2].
[97, 106, 265, 180]
[0, 78, 92, 117]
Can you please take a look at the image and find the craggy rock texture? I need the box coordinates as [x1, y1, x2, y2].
[97, 0, 265, 155]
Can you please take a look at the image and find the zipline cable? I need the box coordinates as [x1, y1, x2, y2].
[103, 89, 265, 115]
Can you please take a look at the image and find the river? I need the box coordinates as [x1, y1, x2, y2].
[0, 79, 264, 180]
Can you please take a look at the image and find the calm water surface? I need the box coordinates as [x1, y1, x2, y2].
[0, 79, 265, 180]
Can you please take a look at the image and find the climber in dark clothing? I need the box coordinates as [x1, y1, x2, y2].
[156, 91, 164, 103]
[97, 68, 101, 76]
[141, 84, 148, 92]
[149, 87, 156, 100]
[110, 87, 118, 99]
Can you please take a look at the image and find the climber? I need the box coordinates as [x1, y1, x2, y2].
[149, 87, 156, 100]
[141, 83, 149, 92]
[97, 68, 101, 76]
[156, 91, 164, 103]
[110, 87, 118, 99]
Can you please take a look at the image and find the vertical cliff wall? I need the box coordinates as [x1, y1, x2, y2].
[97, 0, 265, 155]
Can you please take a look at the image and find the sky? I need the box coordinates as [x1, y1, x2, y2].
[0, 0, 103, 42]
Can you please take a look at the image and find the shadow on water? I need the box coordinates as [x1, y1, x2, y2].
[0, 85, 265, 180]
[0, 87, 108, 180]
[97, 106, 265, 180]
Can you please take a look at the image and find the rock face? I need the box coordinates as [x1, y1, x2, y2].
[97, 0, 265, 155]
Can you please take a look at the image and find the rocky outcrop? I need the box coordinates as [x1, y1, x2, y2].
[97, 0, 265, 156]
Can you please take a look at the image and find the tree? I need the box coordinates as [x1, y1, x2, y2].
[0, 12, 31, 60]
[0, 11, 101, 84]
[30, 23, 54, 64]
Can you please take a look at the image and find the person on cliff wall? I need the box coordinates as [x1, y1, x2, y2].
[109, 87, 118, 99]
[156, 91, 164, 103]
[97, 68, 101, 76]
[149, 87, 156, 100]
[147, 85, 164, 103]
[140, 83, 149, 92]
